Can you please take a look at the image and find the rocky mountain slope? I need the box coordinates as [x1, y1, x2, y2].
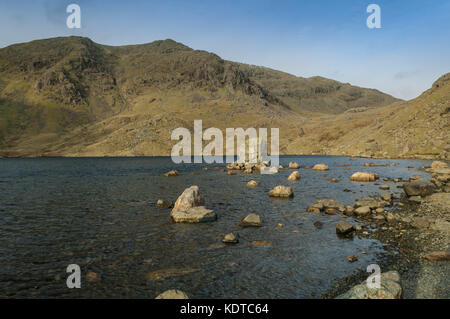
[0, 36, 446, 159]
[286, 73, 450, 159]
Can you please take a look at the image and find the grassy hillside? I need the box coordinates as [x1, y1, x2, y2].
[1, 36, 446, 159]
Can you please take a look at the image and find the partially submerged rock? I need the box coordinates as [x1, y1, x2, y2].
[155, 290, 189, 299]
[312, 199, 345, 212]
[171, 207, 217, 223]
[289, 162, 300, 169]
[172, 186, 204, 211]
[336, 221, 354, 235]
[247, 180, 260, 187]
[312, 164, 329, 171]
[170, 186, 216, 223]
[156, 199, 173, 209]
[222, 232, 239, 244]
[269, 186, 294, 198]
[239, 214, 262, 227]
[288, 171, 301, 181]
[350, 172, 379, 182]
[164, 170, 179, 177]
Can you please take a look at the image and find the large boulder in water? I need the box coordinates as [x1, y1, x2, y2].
[350, 172, 379, 182]
[170, 186, 216, 223]
[403, 179, 436, 197]
[288, 171, 301, 181]
[239, 214, 262, 227]
[289, 162, 300, 169]
[313, 164, 329, 171]
[269, 186, 294, 198]
[172, 186, 204, 211]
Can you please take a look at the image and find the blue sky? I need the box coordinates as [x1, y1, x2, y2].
[0, 0, 449, 100]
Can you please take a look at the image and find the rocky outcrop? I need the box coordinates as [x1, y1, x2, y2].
[336, 271, 402, 299]
[269, 186, 294, 198]
[170, 186, 217, 223]
[350, 172, 379, 182]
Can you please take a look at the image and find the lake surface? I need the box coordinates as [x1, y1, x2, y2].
[0, 156, 432, 298]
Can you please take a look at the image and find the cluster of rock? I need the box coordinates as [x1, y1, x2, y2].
[336, 271, 402, 299]
[170, 186, 217, 223]
[307, 199, 345, 215]
[427, 161, 449, 189]
[226, 161, 275, 174]
[307, 195, 394, 221]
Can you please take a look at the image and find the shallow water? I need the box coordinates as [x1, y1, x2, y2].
[0, 156, 432, 298]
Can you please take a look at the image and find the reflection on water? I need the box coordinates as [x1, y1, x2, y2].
[0, 156, 431, 298]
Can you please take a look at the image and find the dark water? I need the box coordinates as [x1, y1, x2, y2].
[0, 156, 432, 298]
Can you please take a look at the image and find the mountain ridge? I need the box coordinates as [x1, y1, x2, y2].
[0, 37, 447, 159]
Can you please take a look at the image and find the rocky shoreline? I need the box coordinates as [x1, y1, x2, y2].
[156, 159, 449, 299]
[324, 163, 449, 299]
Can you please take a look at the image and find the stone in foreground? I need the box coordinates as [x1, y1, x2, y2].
[336, 271, 402, 299]
[222, 232, 239, 244]
[336, 221, 354, 235]
[155, 290, 189, 299]
[239, 214, 262, 227]
[269, 185, 294, 198]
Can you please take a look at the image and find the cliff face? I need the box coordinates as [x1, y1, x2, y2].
[0, 37, 446, 159]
